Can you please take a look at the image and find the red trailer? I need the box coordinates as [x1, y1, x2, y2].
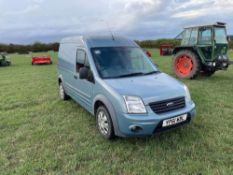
[32, 56, 52, 65]
[160, 44, 174, 56]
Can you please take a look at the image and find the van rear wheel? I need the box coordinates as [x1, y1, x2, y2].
[96, 106, 115, 140]
[59, 82, 69, 100]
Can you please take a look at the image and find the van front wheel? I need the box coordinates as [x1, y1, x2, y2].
[96, 106, 115, 140]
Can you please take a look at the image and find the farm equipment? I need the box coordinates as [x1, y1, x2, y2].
[160, 44, 174, 56]
[0, 53, 11, 67]
[172, 22, 233, 79]
[32, 56, 52, 65]
[145, 50, 152, 57]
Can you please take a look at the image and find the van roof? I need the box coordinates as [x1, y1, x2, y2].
[60, 35, 138, 48]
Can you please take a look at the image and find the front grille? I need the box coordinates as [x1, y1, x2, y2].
[149, 97, 185, 114]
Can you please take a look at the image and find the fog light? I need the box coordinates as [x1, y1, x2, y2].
[129, 125, 143, 132]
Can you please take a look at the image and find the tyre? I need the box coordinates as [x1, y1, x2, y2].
[172, 50, 201, 79]
[96, 106, 115, 140]
[59, 82, 69, 100]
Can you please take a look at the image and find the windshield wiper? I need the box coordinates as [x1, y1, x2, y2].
[105, 71, 160, 79]
[116, 72, 145, 78]
[144, 70, 160, 75]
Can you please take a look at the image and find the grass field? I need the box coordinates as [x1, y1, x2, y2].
[0, 50, 233, 175]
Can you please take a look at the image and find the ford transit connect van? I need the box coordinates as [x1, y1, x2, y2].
[57, 35, 196, 139]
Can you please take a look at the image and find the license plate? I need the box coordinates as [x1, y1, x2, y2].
[162, 114, 187, 127]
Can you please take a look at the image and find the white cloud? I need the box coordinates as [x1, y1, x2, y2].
[0, 0, 232, 43]
[172, 9, 206, 19]
[172, 0, 233, 19]
[3, 4, 40, 16]
[124, 0, 159, 13]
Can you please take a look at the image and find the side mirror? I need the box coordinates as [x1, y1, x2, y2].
[145, 51, 152, 58]
[79, 67, 89, 79]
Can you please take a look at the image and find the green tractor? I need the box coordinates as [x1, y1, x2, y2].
[0, 53, 11, 67]
[173, 22, 232, 79]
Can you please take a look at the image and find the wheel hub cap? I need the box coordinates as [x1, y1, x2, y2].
[175, 55, 193, 76]
[97, 111, 109, 135]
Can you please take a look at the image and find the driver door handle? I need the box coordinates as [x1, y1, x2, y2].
[74, 75, 78, 79]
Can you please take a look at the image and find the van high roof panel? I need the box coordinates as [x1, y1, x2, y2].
[60, 35, 138, 48]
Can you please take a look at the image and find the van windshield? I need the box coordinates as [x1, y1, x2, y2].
[91, 47, 158, 79]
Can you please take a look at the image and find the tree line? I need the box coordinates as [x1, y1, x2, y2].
[0, 42, 59, 54]
[0, 39, 232, 54]
[136, 39, 181, 48]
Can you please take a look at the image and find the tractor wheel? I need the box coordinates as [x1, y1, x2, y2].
[172, 50, 200, 79]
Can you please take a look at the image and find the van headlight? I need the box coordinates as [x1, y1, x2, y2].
[184, 85, 191, 102]
[123, 96, 147, 114]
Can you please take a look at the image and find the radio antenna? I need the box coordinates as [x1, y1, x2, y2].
[100, 19, 115, 40]
[107, 22, 115, 40]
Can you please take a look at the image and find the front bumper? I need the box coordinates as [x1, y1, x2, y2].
[116, 101, 196, 137]
[206, 55, 232, 70]
[32, 61, 52, 65]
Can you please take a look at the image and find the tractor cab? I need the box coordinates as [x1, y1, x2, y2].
[173, 22, 231, 79]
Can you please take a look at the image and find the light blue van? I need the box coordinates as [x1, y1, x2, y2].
[57, 35, 196, 139]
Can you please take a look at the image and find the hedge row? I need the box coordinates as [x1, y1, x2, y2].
[0, 39, 232, 54]
[0, 42, 59, 54]
[136, 39, 181, 48]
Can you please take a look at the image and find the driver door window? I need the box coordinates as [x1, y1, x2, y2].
[199, 28, 212, 45]
[76, 49, 88, 73]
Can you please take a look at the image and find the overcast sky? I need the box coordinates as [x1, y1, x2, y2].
[0, 0, 233, 44]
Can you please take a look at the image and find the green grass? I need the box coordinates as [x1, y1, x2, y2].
[0, 50, 233, 175]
